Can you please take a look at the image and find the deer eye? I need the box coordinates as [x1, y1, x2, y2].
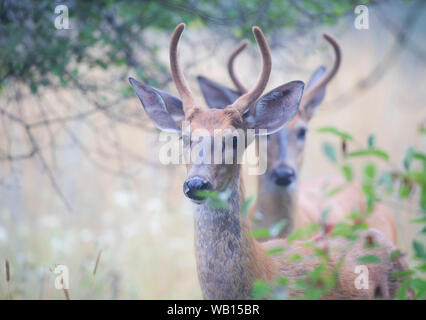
[297, 127, 307, 140]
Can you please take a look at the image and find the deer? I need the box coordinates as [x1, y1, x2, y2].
[196, 34, 397, 243]
[129, 23, 408, 299]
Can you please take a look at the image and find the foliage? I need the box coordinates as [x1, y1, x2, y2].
[0, 0, 371, 92]
[251, 126, 426, 300]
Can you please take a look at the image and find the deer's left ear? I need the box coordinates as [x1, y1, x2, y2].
[244, 81, 304, 135]
[129, 77, 184, 132]
[197, 76, 241, 109]
[300, 66, 327, 121]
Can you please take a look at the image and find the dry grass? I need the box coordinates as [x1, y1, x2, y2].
[5, 259, 11, 300]
[93, 250, 102, 276]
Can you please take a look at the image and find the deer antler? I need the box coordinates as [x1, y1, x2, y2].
[300, 33, 341, 108]
[230, 26, 271, 114]
[228, 40, 249, 94]
[169, 23, 196, 116]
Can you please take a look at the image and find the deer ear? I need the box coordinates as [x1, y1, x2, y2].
[301, 66, 327, 121]
[197, 76, 241, 109]
[129, 77, 184, 132]
[244, 81, 304, 135]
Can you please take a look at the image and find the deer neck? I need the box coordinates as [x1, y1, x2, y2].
[255, 175, 297, 236]
[193, 171, 274, 299]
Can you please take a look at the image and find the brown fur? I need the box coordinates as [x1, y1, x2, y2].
[296, 176, 397, 244]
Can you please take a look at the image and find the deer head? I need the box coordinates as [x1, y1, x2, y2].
[197, 33, 341, 189]
[129, 23, 304, 203]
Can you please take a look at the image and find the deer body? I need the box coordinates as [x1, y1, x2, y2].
[197, 35, 397, 243]
[296, 176, 398, 242]
[130, 23, 406, 299]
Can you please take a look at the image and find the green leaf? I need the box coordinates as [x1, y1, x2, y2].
[317, 127, 353, 140]
[413, 151, 426, 162]
[378, 172, 394, 193]
[411, 217, 426, 224]
[331, 222, 360, 240]
[363, 163, 376, 180]
[305, 287, 325, 300]
[396, 278, 411, 300]
[404, 147, 415, 170]
[411, 278, 426, 299]
[405, 171, 426, 185]
[267, 247, 285, 255]
[347, 211, 365, 221]
[288, 253, 302, 262]
[269, 219, 287, 237]
[121, 85, 134, 98]
[195, 190, 219, 199]
[416, 263, 426, 272]
[252, 280, 271, 300]
[288, 224, 319, 242]
[250, 229, 270, 239]
[314, 248, 329, 259]
[322, 142, 337, 163]
[341, 165, 353, 182]
[320, 208, 331, 224]
[345, 149, 389, 161]
[399, 183, 411, 199]
[293, 279, 307, 290]
[367, 134, 375, 149]
[209, 199, 229, 210]
[275, 276, 288, 286]
[362, 184, 375, 199]
[363, 239, 380, 249]
[389, 250, 403, 260]
[196, 188, 230, 209]
[326, 185, 345, 197]
[413, 241, 426, 260]
[288, 229, 304, 242]
[241, 196, 254, 216]
[357, 255, 381, 264]
[30, 82, 38, 93]
[390, 270, 415, 279]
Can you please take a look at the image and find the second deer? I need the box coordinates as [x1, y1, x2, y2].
[197, 34, 397, 242]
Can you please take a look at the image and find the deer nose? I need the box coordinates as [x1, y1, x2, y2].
[183, 177, 213, 201]
[272, 166, 296, 186]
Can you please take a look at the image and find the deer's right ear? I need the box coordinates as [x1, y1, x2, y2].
[129, 77, 184, 132]
[197, 76, 241, 109]
[244, 81, 304, 135]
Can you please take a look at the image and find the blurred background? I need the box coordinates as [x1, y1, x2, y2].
[0, 0, 425, 299]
